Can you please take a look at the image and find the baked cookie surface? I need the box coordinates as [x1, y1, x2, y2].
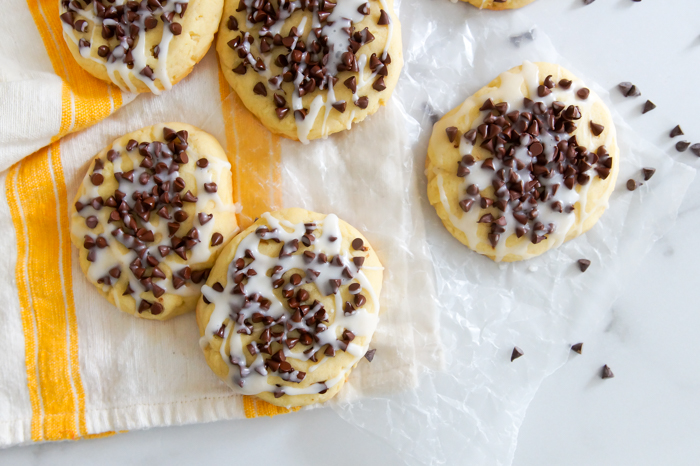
[464, 0, 536, 10]
[197, 208, 382, 407]
[59, 0, 224, 93]
[70, 123, 238, 320]
[427, 61, 619, 262]
[216, 0, 403, 143]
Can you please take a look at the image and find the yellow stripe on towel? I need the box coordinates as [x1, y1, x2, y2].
[243, 397, 300, 419]
[218, 68, 293, 418]
[218, 68, 282, 230]
[6, 143, 85, 441]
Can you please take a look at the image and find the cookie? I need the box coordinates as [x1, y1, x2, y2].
[59, 0, 223, 94]
[427, 61, 619, 262]
[216, 0, 403, 143]
[197, 209, 382, 407]
[464, 0, 536, 10]
[70, 123, 238, 320]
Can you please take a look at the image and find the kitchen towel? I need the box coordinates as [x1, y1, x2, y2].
[0, 0, 440, 447]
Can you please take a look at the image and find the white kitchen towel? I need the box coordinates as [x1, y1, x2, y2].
[0, 1, 440, 447]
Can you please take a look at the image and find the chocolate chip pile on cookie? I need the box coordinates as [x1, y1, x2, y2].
[201, 211, 380, 401]
[225, 0, 393, 135]
[73, 126, 233, 318]
[60, 0, 188, 92]
[448, 76, 613, 248]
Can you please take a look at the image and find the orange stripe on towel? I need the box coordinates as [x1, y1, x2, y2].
[218, 68, 293, 419]
[6, 144, 83, 440]
[218, 68, 282, 230]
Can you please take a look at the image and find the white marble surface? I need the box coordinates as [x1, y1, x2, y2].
[2, 0, 699, 464]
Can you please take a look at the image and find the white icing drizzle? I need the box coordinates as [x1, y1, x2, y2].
[436, 61, 616, 261]
[229, 0, 393, 143]
[71, 128, 234, 315]
[59, 0, 190, 94]
[201, 213, 379, 399]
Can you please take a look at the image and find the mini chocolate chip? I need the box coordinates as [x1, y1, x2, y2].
[378, 9, 390, 25]
[352, 238, 364, 250]
[276, 107, 289, 119]
[642, 168, 656, 180]
[590, 122, 604, 136]
[204, 182, 218, 193]
[626, 179, 638, 191]
[227, 15, 238, 30]
[233, 63, 247, 75]
[576, 88, 590, 100]
[356, 96, 369, 109]
[91, 173, 104, 185]
[446, 126, 458, 143]
[86, 216, 98, 229]
[364, 349, 376, 362]
[211, 233, 223, 246]
[601, 365, 615, 379]
[577, 259, 591, 272]
[642, 100, 656, 114]
[571, 343, 583, 354]
[253, 82, 267, 96]
[670, 125, 684, 138]
[169, 23, 182, 35]
[558, 79, 572, 90]
[676, 141, 691, 152]
[372, 77, 386, 92]
[212, 282, 224, 292]
[510, 347, 524, 361]
[197, 158, 209, 168]
[691, 144, 700, 157]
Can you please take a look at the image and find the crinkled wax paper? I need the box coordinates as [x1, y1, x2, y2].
[326, 1, 696, 465]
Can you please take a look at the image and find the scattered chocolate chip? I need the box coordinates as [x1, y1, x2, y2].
[511, 347, 524, 362]
[576, 88, 590, 100]
[642, 168, 656, 180]
[571, 343, 583, 354]
[364, 349, 376, 362]
[642, 100, 656, 114]
[378, 9, 390, 25]
[670, 125, 684, 138]
[601, 365, 615, 379]
[577, 259, 591, 272]
[618, 82, 640, 97]
[626, 179, 638, 191]
[676, 141, 691, 152]
[691, 144, 700, 157]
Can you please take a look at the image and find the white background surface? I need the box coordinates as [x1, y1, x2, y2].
[2, 0, 699, 464]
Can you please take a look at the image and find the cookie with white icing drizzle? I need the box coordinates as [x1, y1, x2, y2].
[197, 208, 383, 407]
[216, 0, 403, 143]
[70, 123, 238, 320]
[59, 0, 223, 94]
[427, 62, 619, 262]
[464, 0, 536, 10]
